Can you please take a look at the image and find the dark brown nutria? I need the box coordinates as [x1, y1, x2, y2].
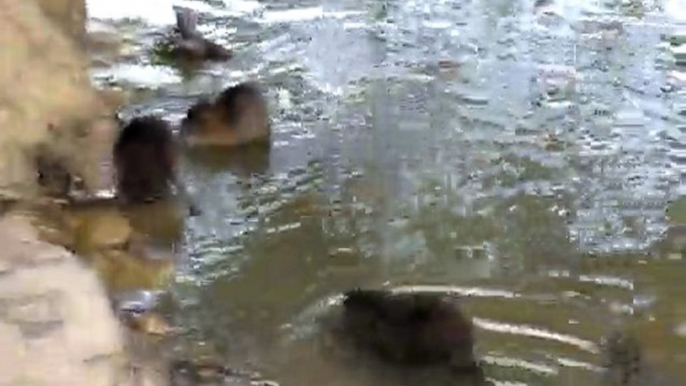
[340, 289, 477, 372]
[180, 82, 271, 148]
[113, 116, 200, 215]
[171, 7, 232, 62]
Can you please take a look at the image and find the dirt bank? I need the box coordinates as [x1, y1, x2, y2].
[0, 0, 116, 201]
[0, 1, 165, 385]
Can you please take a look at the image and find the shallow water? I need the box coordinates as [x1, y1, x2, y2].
[89, 0, 685, 384]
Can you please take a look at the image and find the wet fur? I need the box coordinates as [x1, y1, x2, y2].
[341, 289, 476, 370]
[181, 82, 271, 147]
[113, 116, 176, 204]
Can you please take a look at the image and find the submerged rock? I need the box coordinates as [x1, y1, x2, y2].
[170, 359, 278, 386]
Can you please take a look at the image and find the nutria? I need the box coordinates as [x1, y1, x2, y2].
[114, 116, 200, 215]
[602, 330, 683, 386]
[180, 82, 271, 147]
[171, 7, 232, 62]
[340, 289, 478, 372]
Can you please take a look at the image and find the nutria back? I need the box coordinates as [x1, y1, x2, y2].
[113, 116, 176, 204]
[181, 83, 271, 147]
[341, 289, 476, 369]
[216, 83, 270, 136]
[602, 330, 683, 386]
[171, 7, 232, 62]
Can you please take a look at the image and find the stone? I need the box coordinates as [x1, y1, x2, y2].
[0, 322, 26, 385]
[1, 293, 62, 325]
[74, 209, 132, 252]
[0, 215, 70, 269]
[0, 215, 132, 386]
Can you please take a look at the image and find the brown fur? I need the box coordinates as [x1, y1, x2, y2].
[180, 82, 271, 147]
[171, 7, 232, 63]
[341, 289, 477, 370]
[113, 116, 176, 204]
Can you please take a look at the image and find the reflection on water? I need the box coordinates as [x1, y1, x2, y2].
[88, 0, 685, 384]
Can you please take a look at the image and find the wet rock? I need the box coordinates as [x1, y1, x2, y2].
[170, 360, 276, 386]
[90, 246, 174, 293]
[73, 209, 133, 252]
[338, 289, 478, 371]
[180, 83, 271, 148]
[112, 289, 174, 337]
[0, 215, 130, 386]
[0, 322, 24, 384]
[122, 311, 174, 336]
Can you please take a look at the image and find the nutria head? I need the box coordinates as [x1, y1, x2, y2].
[171, 7, 232, 63]
[341, 289, 477, 370]
[113, 116, 176, 204]
[180, 82, 271, 147]
[603, 331, 642, 385]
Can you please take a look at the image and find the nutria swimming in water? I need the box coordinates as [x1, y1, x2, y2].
[171, 7, 232, 63]
[602, 330, 683, 386]
[114, 116, 200, 215]
[340, 289, 478, 372]
[180, 82, 271, 148]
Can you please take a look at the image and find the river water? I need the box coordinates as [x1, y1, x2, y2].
[88, 0, 685, 385]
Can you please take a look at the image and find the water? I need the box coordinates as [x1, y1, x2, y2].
[89, 0, 686, 384]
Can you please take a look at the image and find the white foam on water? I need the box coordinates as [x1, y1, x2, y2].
[221, 0, 262, 15]
[87, 0, 264, 25]
[90, 63, 182, 87]
[87, 0, 176, 25]
[258, 6, 363, 24]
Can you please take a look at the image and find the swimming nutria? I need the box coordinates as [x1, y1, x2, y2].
[114, 116, 200, 215]
[171, 7, 232, 62]
[601, 330, 685, 386]
[180, 82, 271, 147]
[603, 330, 642, 385]
[340, 289, 478, 372]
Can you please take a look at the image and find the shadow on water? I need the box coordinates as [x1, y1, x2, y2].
[184, 144, 272, 177]
[85, 0, 686, 384]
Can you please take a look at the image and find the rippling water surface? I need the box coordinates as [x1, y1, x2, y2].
[89, 0, 686, 384]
